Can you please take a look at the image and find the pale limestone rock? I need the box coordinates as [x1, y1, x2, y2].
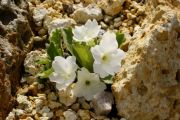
[83, 0, 95, 4]
[24, 50, 47, 75]
[17, 94, 29, 105]
[47, 92, 57, 101]
[48, 101, 61, 109]
[63, 110, 77, 120]
[97, 0, 125, 16]
[112, 4, 180, 120]
[92, 91, 114, 115]
[58, 86, 77, 106]
[1, 0, 10, 6]
[77, 109, 91, 120]
[12, 109, 24, 116]
[39, 106, 54, 119]
[33, 6, 47, 26]
[5, 112, 15, 120]
[48, 18, 76, 33]
[72, 4, 103, 23]
[35, 98, 43, 110]
[16, 94, 33, 113]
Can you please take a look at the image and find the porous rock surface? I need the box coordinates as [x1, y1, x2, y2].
[0, 0, 33, 119]
[112, 1, 180, 120]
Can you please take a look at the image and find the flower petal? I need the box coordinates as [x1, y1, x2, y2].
[49, 72, 65, 84]
[49, 56, 78, 90]
[72, 26, 86, 41]
[66, 56, 78, 71]
[93, 63, 108, 78]
[73, 19, 100, 42]
[73, 67, 106, 100]
[85, 19, 101, 40]
[56, 83, 68, 91]
[52, 56, 68, 73]
[100, 31, 118, 52]
[91, 45, 103, 64]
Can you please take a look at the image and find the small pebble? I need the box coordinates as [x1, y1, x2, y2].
[55, 110, 64, 117]
[127, 13, 136, 19]
[48, 92, 57, 101]
[63, 110, 77, 120]
[104, 15, 113, 23]
[38, 28, 47, 36]
[114, 22, 122, 28]
[114, 17, 121, 22]
[78, 109, 90, 120]
[81, 101, 91, 110]
[71, 103, 80, 112]
[100, 22, 108, 29]
[48, 101, 61, 109]
[34, 36, 43, 42]
[58, 87, 77, 107]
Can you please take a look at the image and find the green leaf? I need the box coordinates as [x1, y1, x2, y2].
[47, 29, 63, 60]
[61, 28, 73, 54]
[37, 68, 53, 79]
[37, 58, 51, 65]
[116, 32, 125, 46]
[62, 27, 73, 44]
[103, 79, 113, 84]
[72, 43, 94, 72]
[101, 75, 114, 84]
[47, 42, 61, 60]
[50, 29, 61, 46]
[87, 39, 96, 47]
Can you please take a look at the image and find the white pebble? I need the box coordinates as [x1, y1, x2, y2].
[63, 110, 77, 120]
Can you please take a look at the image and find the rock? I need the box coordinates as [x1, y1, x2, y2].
[24, 50, 47, 75]
[12, 109, 24, 116]
[58, 86, 77, 107]
[39, 106, 53, 119]
[104, 15, 113, 23]
[81, 101, 91, 110]
[71, 103, 80, 112]
[100, 21, 108, 29]
[0, 0, 33, 118]
[35, 98, 44, 110]
[42, 112, 54, 119]
[33, 5, 47, 26]
[1, 0, 10, 7]
[47, 92, 57, 101]
[55, 109, 64, 118]
[97, 0, 125, 16]
[112, 3, 180, 120]
[78, 98, 91, 110]
[6, 111, 15, 120]
[48, 18, 76, 33]
[72, 4, 103, 23]
[83, 0, 95, 4]
[92, 91, 114, 115]
[48, 101, 61, 109]
[77, 109, 91, 120]
[34, 36, 43, 42]
[16, 94, 33, 113]
[63, 110, 77, 120]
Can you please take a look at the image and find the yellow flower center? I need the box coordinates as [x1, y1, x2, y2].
[85, 80, 91, 86]
[102, 55, 109, 63]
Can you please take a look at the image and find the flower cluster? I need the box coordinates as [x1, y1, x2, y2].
[47, 19, 125, 100]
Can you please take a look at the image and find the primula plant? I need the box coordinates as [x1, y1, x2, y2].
[38, 19, 125, 101]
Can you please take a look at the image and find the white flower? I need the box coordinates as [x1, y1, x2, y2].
[73, 68, 106, 101]
[72, 19, 101, 42]
[49, 56, 78, 90]
[91, 31, 125, 78]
